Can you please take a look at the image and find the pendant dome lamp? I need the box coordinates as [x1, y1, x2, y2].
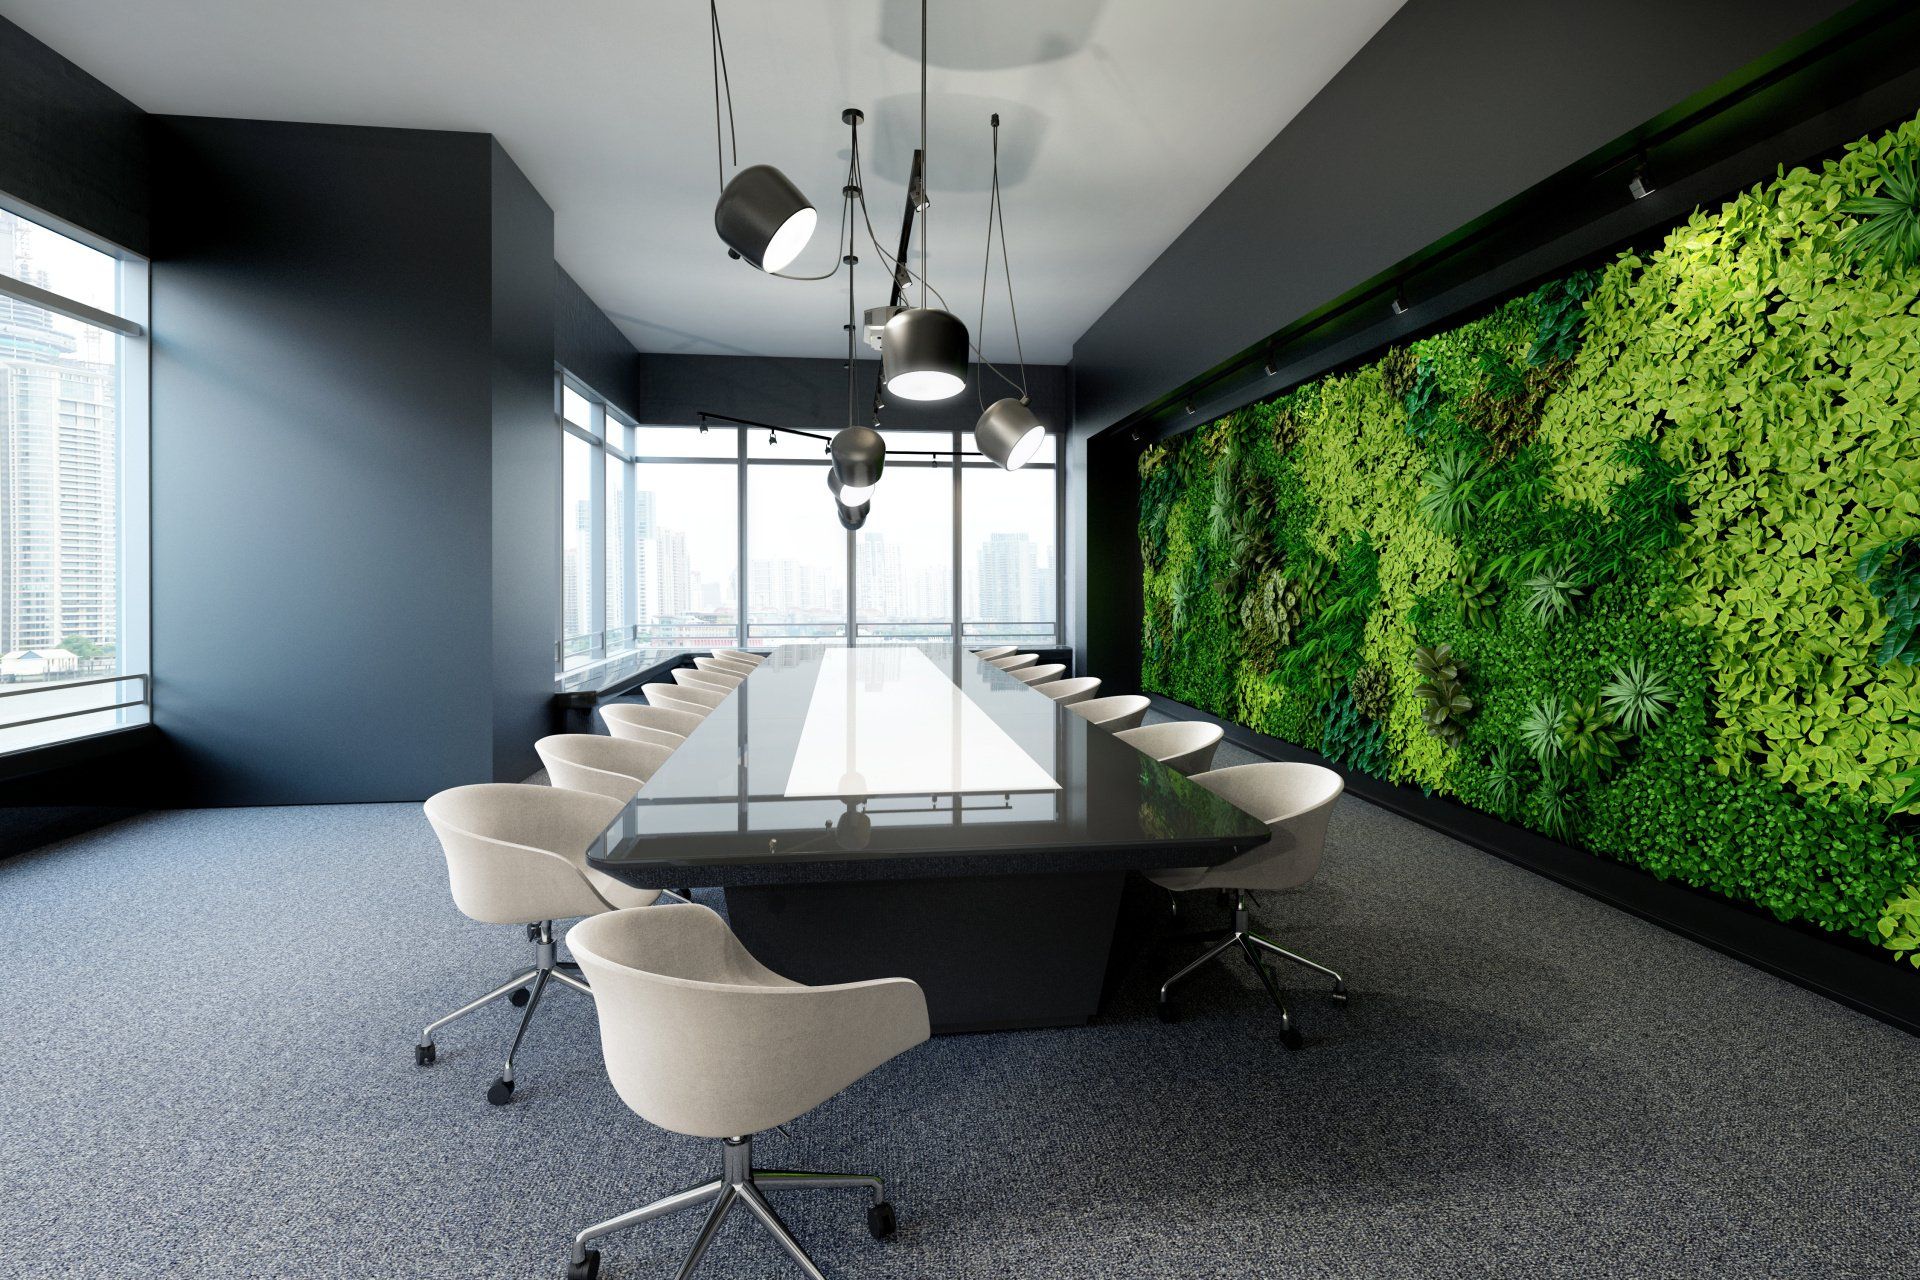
[707, 1, 816, 273]
[830, 202, 882, 522]
[973, 112, 1047, 470]
[826, 466, 872, 529]
[880, 0, 969, 403]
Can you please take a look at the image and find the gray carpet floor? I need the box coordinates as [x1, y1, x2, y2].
[3, 726, 1918, 1278]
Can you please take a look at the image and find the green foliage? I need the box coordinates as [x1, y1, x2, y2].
[1413, 643, 1473, 748]
[1418, 446, 1485, 535]
[1839, 152, 1920, 270]
[1518, 693, 1567, 768]
[1857, 535, 1920, 667]
[1522, 561, 1584, 627]
[1138, 111, 1920, 957]
[1600, 659, 1676, 736]
[1880, 886, 1920, 968]
[1558, 698, 1626, 781]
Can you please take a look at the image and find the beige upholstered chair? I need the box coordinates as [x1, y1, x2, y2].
[1149, 763, 1347, 1046]
[988, 653, 1038, 671]
[972, 645, 1017, 661]
[599, 702, 701, 748]
[1114, 721, 1224, 775]
[695, 654, 756, 679]
[1068, 694, 1151, 731]
[563, 904, 928, 1280]
[1013, 663, 1067, 685]
[641, 682, 725, 717]
[674, 666, 741, 692]
[418, 783, 656, 1104]
[714, 649, 764, 668]
[535, 734, 674, 803]
[1034, 676, 1102, 705]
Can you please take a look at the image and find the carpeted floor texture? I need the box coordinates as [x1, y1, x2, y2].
[3, 725, 1917, 1278]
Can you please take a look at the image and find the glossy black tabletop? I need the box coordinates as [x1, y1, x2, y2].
[589, 644, 1270, 887]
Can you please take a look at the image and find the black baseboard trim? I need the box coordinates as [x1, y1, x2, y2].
[1145, 693, 1920, 1037]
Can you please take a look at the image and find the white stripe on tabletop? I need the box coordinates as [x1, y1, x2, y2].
[783, 648, 1060, 798]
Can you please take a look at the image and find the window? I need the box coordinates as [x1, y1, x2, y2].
[554, 397, 1060, 679]
[0, 203, 149, 753]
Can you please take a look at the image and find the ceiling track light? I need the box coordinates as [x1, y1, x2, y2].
[1390, 291, 1409, 317]
[973, 112, 1047, 470]
[707, 1, 817, 272]
[1628, 160, 1656, 200]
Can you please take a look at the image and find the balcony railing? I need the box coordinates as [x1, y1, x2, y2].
[0, 672, 152, 755]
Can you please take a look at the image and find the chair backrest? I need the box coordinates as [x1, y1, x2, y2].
[1068, 694, 1150, 730]
[714, 649, 764, 667]
[600, 702, 702, 746]
[568, 905, 930, 1140]
[695, 654, 756, 678]
[535, 734, 674, 802]
[641, 682, 725, 715]
[973, 645, 1016, 661]
[674, 666, 741, 692]
[1034, 676, 1101, 705]
[1013, 663, 1067, 685]
[1113, 720, 1225, 775]
[1187, 762, 1344, 892]
[989, 653, 1038, 671]
[423, 783, 624, 926]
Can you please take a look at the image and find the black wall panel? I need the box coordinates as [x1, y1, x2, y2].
[555, 265, 641, 419]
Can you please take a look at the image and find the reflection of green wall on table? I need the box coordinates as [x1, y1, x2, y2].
[1138, 112, 1920, 962]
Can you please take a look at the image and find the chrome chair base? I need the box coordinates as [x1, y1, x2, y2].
[565, 1133, 895, 1280]
[1157, 891, 1346, 1048]
[414, 921, 592, 1103]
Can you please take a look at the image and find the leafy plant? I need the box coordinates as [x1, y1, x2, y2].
[1412, 643, 1473, 748]
[1486, 745, 1528, 817]
[1349, 663, 1394, 721]
[1599, 659, 1676, 736]
[1403, 357, 1445, 439]
[1239, 568, 1306, 669]
[1857, 535, 1920, 666]
[1320, 689, 1389, 776]
[1418, 447, 1485, 535]
[1590, 436, 1689, 580]
[1379, 346, 1417, 399]
[1464, 351, 1564, 456]
[1839, 153, 1920, 270]
[1138, 444, 1180, 570]
[1535, 768, 1580, 843]
[1522, 560, 1584, 627]
[1458, 556, 1499, 628]
[1879, 886, 1920, 968]
[1525, 269, 1600, 366]
[1558, 698, 1627, 782]
[1518, 694, 1567, 767]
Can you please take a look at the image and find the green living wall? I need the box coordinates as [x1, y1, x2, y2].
[1138, 113, 1920, 963]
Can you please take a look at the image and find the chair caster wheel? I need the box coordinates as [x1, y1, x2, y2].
[415, 1042, 436, 1066]
[1330, 986, 1349, 1004]
[1155, 1000, 1177, 1024]
[867, 1202, 897, 1240]
[1279, 1026, 1303, 1051]
[563, 1249, 600, 1280]
[487, 1077, 516, 1105]
[509, 987, 531, 1007]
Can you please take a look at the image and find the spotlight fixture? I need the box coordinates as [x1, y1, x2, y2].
[1263, 356, 1277, 378]
[1185, 400, 1197, 416]
[973, 113, 1048, 470]
[1628, 165, 1656, 201]
[1390, 293, 1409, 317]
[707, 2, 816, 273]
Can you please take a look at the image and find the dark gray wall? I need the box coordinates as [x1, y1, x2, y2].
[556, 265, 641, 419]
[150, 119, 526, 804]
[635, 352, 1069, 436]
[491, 143, 559, 785]
[0, 16, 148, 253]
[1069, 0, 1861, 437]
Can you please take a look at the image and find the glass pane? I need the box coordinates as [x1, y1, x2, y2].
[636, 424, 740, 460]
[561, 384, 593, 431]
[636, 461, 738, 654]
[562, 431, 592, 645]
[747, 464, 847, 645]
[856, 461, 952, 641]
[962, 466, 1056, 645]
[0, 208, 118, 315]
[604, 457, 628, 636]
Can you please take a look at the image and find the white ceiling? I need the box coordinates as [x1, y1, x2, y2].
[2, 0, 1403, 362]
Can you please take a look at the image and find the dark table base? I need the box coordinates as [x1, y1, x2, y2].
[725, 871, 1128, 1033]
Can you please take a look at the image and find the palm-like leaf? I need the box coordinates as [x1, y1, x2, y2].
[1840, 155, 1920, 270]
[1519, 694, 1566, 766]
[1418, 447, 1484, 535]
[1558, 698, 1626, 781]
[1599, 659, 1676, 735]
[1522, 561, 1584, 626]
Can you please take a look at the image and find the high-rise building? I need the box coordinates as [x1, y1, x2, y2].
[0, 215, 118, 662]
[655, 528, 691, 619]
[634, 489, 655, 622]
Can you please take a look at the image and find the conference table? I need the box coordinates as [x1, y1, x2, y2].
[590, 643, 1269, 1032]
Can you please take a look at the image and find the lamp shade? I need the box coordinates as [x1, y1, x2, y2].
[830, 427, 886, 504]
[714, 164, 817, 273]
[881, 307, 969, 401]
[975, 398, 1047, 470]
[826, 466, 874, 529]
[835, 499, 870, 531]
